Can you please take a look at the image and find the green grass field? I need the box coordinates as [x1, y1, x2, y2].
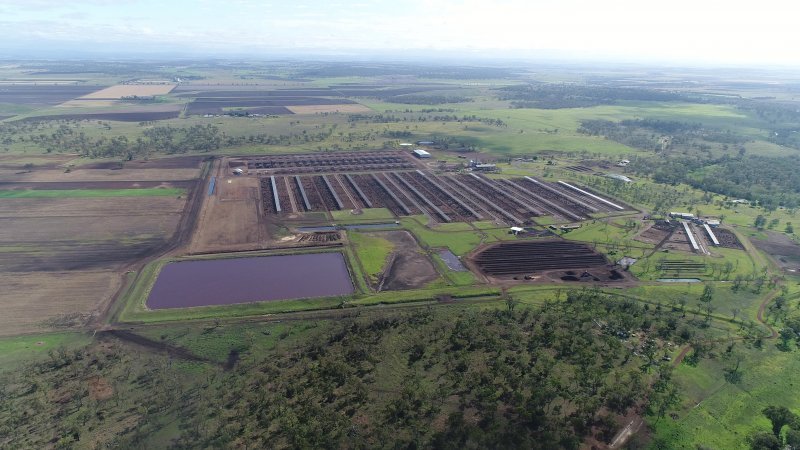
[0, 332, 91, 371]
[655, 344, 800, 449]
[348, 231, 394, 282]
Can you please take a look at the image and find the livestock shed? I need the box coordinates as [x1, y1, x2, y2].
[413, 149, 432, 159]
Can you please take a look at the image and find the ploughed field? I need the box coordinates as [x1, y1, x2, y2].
[0, 85, 102, 106]
[146, 253, 354, 309]
[471, 240, 610, 276]
[246, 152, 631, 225]
[0, 155, 202, 336]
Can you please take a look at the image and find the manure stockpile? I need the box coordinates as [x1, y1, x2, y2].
[473, 240, 608, 276]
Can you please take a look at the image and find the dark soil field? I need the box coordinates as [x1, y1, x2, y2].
[750, 231, 800, 256]
[174, 85, 452, 99]
[0, 85, 101, 106]
[0, 180, 194, 190]
[21, 110, 181, 122]
[83, 155, 207, 169]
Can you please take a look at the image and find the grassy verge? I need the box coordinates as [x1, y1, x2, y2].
[348, 231, 394, 282]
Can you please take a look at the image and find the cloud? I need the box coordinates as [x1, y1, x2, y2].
[1, 0, 798, 65]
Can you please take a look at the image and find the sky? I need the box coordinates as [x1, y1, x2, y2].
[0, 0, 799, 66]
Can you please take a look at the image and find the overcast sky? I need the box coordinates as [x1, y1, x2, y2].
[1, 0, 799, 65]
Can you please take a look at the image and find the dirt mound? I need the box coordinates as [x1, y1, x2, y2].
[375, 230, 439, 291]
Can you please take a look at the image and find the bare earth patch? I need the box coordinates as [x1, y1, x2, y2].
[79, 84, 176, 99]
[88, 377, 114, 401]
[0, 271, 119, 336]
[372, 230, 439, 291]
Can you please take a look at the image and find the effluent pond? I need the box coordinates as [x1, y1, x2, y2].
[146, 252, 354, 309]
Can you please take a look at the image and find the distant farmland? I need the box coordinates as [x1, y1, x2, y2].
[0, 85, 102, 106]
[21, 110, 181, 122]
[80, 84, 177, 99]
[186, 97, 356, 115]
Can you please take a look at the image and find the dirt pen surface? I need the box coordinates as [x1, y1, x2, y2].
[191, 172, 266, 253]
[469, 240, 626, 283]
[79, 84, 176, 99]
[146, 253, 354, 309]
[238, 151, 631, 225]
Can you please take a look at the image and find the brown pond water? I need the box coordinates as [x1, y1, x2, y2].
[146, 252, 353, 309]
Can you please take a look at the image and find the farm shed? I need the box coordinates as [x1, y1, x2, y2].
[413, 149, 431, 159]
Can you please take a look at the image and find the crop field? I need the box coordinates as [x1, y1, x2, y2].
[79, 84, 176, 99]
[0, 154, 203, 335]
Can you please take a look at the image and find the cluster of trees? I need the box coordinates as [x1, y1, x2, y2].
[577, 119, 748, 155]
[173, 290, 697, 449]
[347, 113, 506, 127]
[748, 406, 800, 449]
[0, 122, 223, 159]
[497, 84, 703, 109]
[1, 290, 709, 448]
[0, 121, 343, 159]
[630, 154, 800, 210]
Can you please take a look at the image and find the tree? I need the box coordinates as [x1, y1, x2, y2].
[749, 432, 782, 450]
[755, 215, 767, 229]
[787, 429, 800, 450]
[787, 222, 794, 234]
[700, 283, 715, 303]
[762, 405, 798, 437]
